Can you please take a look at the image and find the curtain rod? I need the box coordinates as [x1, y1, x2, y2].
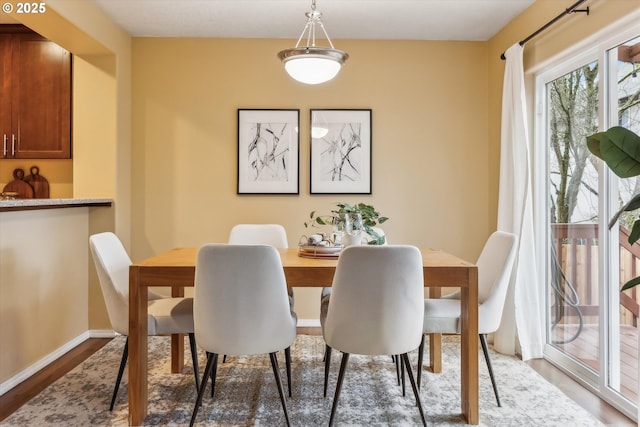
[499, 0, 590, 60]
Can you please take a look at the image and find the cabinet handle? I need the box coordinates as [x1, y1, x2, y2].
[11, 134, 15, 156]
[2, 134, 6, 157]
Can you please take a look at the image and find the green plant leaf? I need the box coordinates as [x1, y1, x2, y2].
[629, 219, 640, 246]
[625, 193, 640, 212]
[586, 132, 605, 159]
[621, 275, 640, 291]
[596, 126, 640, 178]
[608, 193, 640, 229]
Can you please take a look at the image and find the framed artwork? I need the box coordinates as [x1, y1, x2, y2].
[237, 109, 300, 194]
[310, 109, 372, 194]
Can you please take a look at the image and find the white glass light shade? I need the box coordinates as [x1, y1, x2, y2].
[279, 47, 348, 85]
[284, 56, 340, 84]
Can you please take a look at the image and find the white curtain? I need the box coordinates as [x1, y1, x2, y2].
[494, 43, 544, 361]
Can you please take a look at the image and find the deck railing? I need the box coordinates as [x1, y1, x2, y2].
[551, 223, 640, 326]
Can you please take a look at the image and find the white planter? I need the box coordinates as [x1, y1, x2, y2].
[342, 233, 363, 247]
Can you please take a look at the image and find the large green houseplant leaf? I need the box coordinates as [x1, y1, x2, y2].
[586, 126, 640, 290]
[587, 126, 640, 178]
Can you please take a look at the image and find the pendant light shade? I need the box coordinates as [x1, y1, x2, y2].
[277, 1, 348, 85]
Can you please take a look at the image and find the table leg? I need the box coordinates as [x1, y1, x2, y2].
[171, 287, 185, 373]
[129, 267, 148, 426]
[429, 334, 442, 373]
[460, 266, 479, 425]
[428, 287, 442, 373]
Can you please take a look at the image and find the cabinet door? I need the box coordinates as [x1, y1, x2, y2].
[11, 33, 71, 159]
[0, 34, 11, 159]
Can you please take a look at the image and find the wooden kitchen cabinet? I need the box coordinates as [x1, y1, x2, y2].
[0, 25, 71, 159]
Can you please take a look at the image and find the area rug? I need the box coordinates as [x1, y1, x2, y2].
[1, 335, 602, 426]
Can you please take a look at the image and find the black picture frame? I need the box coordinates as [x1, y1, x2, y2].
[237, 109, 300, 194]
[310, 109, 372, 194]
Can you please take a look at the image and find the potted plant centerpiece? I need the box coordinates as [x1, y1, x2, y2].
[304, 202, 389, 246]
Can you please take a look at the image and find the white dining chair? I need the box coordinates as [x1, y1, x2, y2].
[227, 223, 291, 304]
[320, 228, 390, 374]
[189, 244, 297, 427]
[320, 245, 426, 426]
[89, 232, 200, 410]
[417, 230, 517, 407]
[226, 223, 294, 382]
[227, 223, 289, 247]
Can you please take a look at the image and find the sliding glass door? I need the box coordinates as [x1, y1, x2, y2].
[537, 29, 640, 420]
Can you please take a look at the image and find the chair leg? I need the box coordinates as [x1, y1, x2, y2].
[323, 345, 333, 397]
[394, 355, 401, 386]
[328, 352, 350, 427]
[284, 347, 292, 397]
[400, 354, 406, 397]
[190, 353, 217, 427]
[188, 333, 200, 392]
[480, 334, 501, 407]
[269, 352, 291, 427]
[401, 353, 427, 427]
[109, 337, 128, 411]
[417, 334, 425, 390]
[210, 352, 219, 398]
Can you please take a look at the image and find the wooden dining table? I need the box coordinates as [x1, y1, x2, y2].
[127, 247, 479, 425]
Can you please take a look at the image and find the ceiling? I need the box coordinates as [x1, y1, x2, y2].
[87, 0, 535, 41]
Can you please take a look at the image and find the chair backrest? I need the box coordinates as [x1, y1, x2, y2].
[194, 244, 297, 355]
[323, 245, 424, 356]
[228, 224, 288, 248]
[477, 231, 518, 333]
[89, 232, 131, 335]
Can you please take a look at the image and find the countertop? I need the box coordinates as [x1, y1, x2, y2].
[0, 198, 113, 212]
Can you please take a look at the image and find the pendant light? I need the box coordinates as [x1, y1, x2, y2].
[277, 0, 349, 85]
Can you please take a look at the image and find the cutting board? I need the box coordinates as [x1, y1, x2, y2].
[23, 166, 50, 198]
[2, 168, 34, 199]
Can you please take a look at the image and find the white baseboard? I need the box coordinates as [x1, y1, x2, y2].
[0, 331, 91, 396]
[297, 319, 320, 328]
[0, 329, 117, 396]
[0, 322, 319, 397]
[89, 329, 118, 339]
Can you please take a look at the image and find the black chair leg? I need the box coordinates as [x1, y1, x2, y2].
[394, 355, 401, 385]
[188, 333, 200, 392]
[417, 334, 425, 390]
[323, 345, 332, 397]
[328, 352, 350, 427]
[402, 353, 427, 427]
[400, 354, 406, 396]
[210, 352, 219, 398]
[269, 352, 291, 427]
[109, 337, 128, 411]
[190, 353, 217, 427]
[480, 334, 501, 407]
[284, 347, 292, 397]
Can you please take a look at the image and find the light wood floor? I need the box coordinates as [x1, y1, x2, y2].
[551, 323, 638, 403]
[0, 329, 635, 425]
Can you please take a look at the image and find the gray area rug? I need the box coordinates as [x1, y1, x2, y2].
[1, 335, 602, 426]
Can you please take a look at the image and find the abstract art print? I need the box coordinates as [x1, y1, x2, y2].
[237, 109, 299, 194]
[310, 109, 372, 194]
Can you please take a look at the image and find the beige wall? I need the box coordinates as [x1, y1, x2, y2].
[131, 38, 492, 319]
[0, 208, 89, 385]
